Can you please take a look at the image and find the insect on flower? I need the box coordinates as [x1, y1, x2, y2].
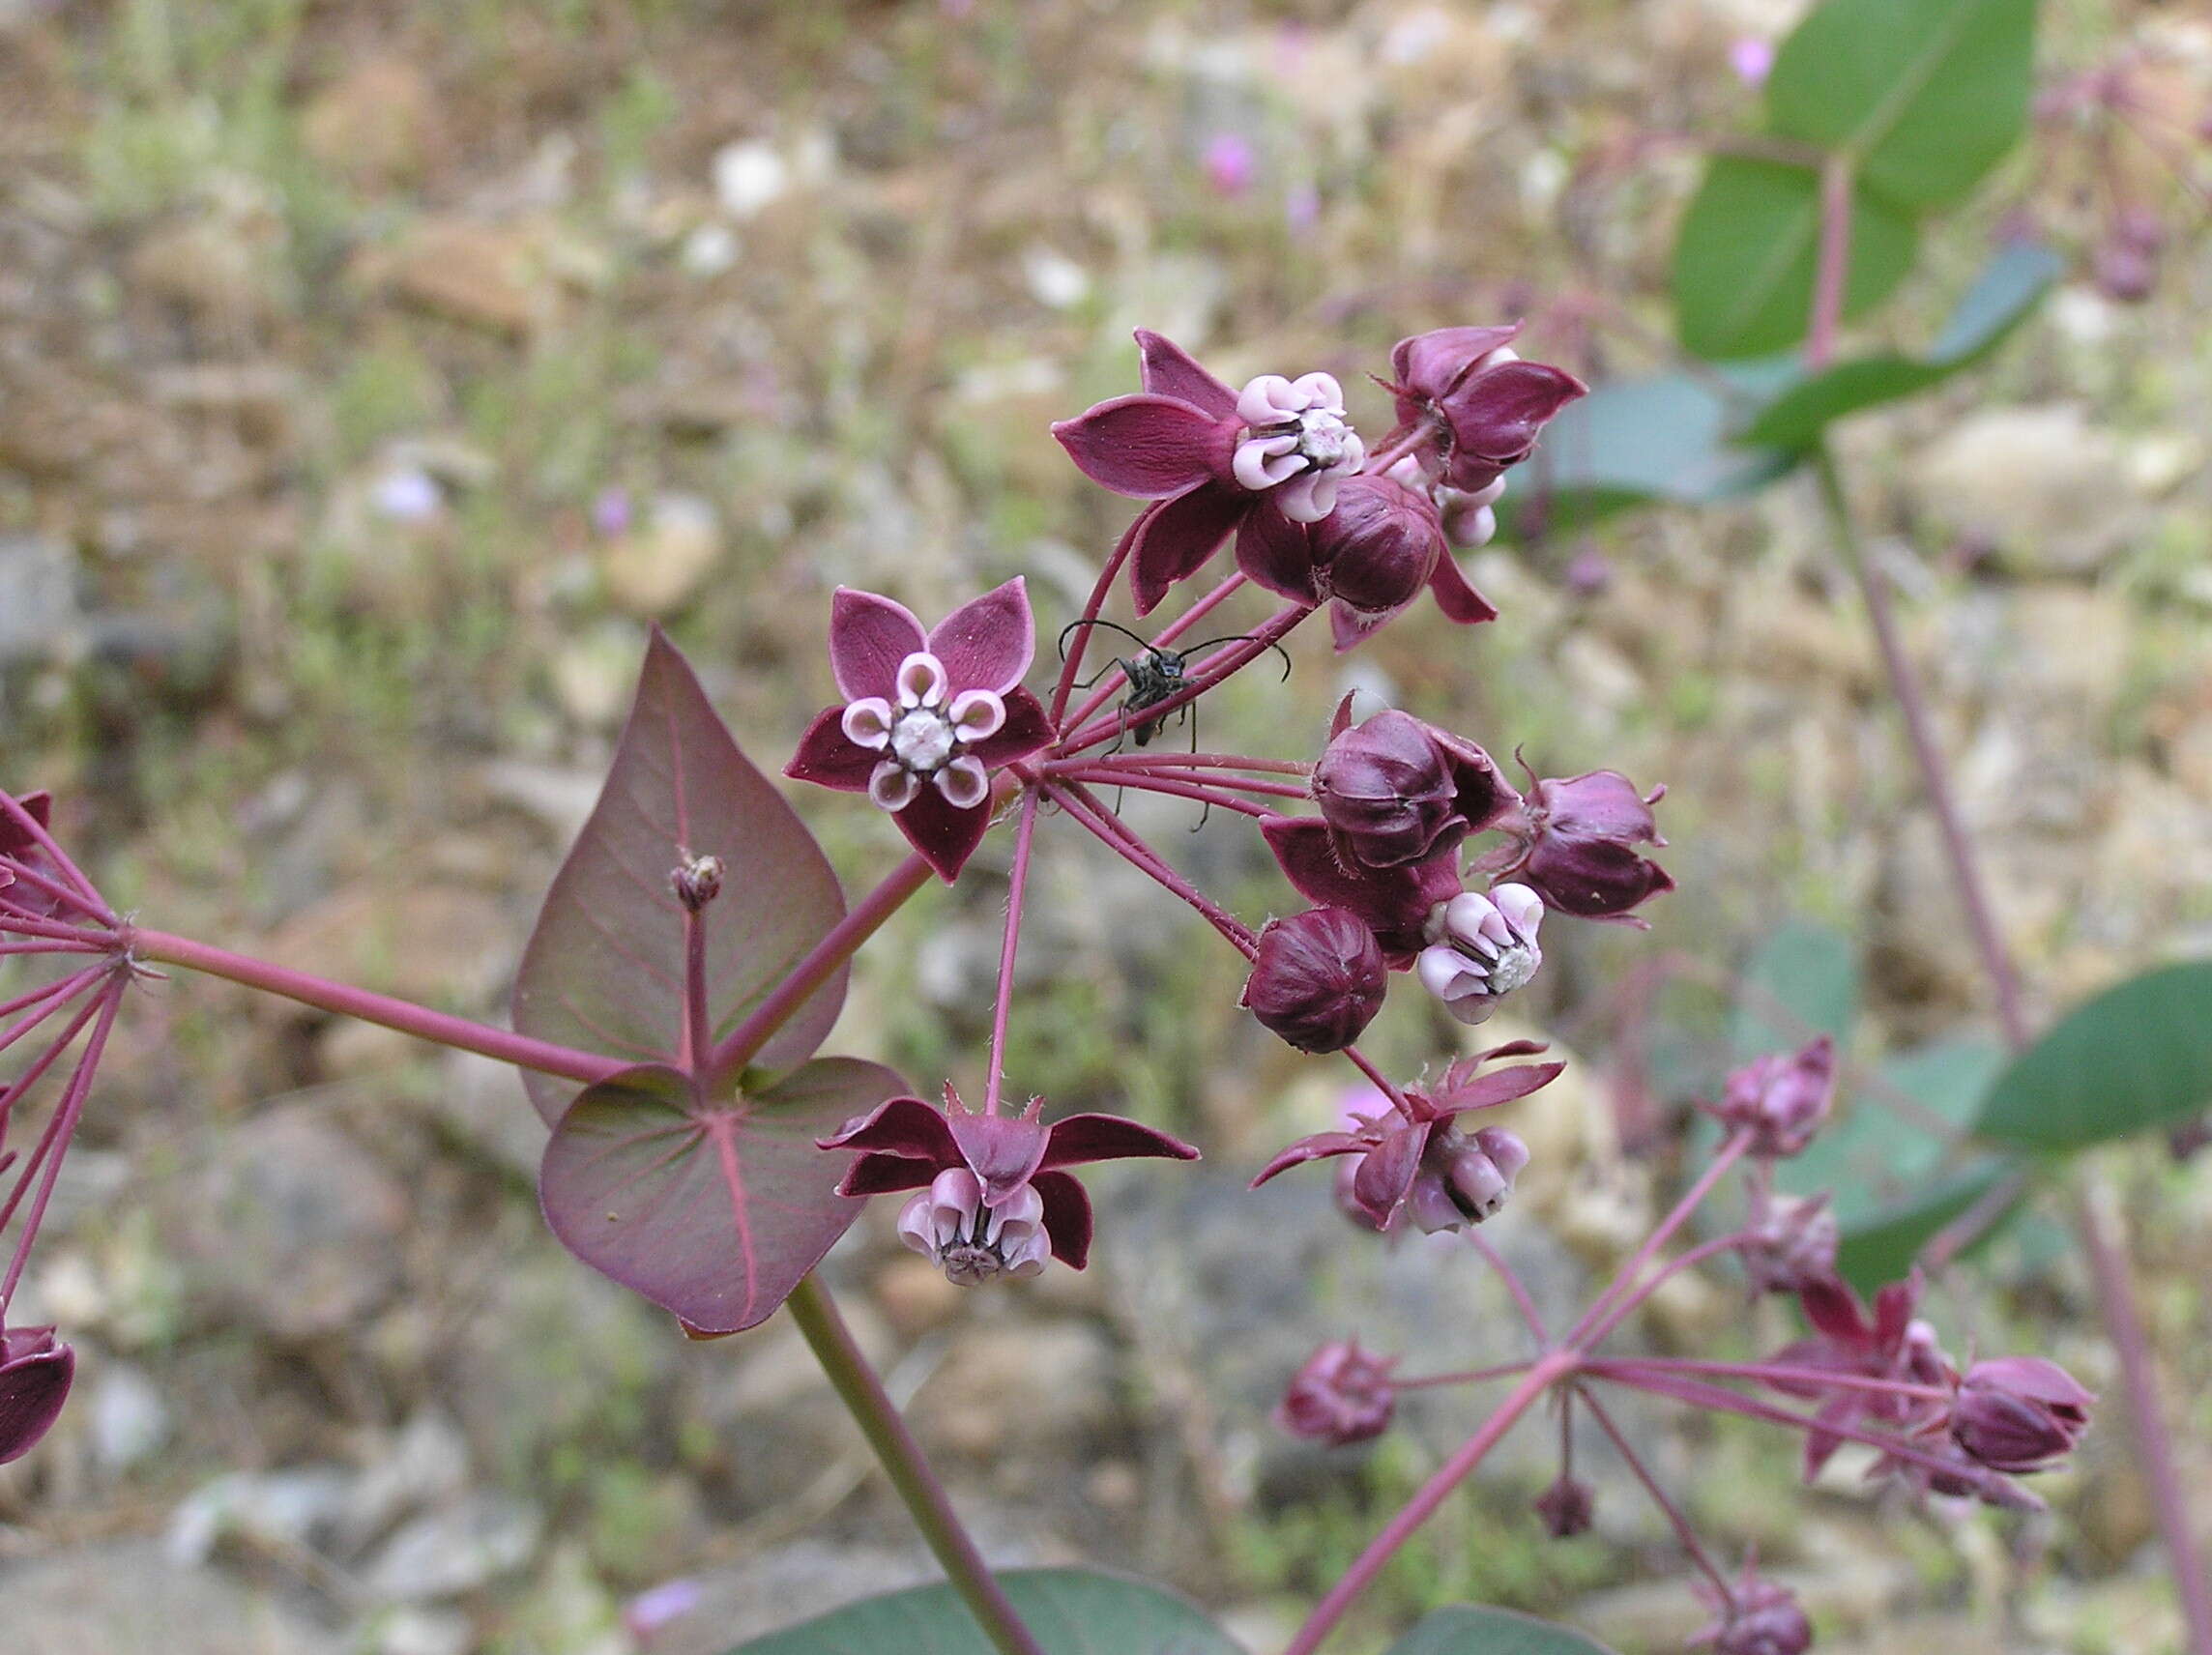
[1058, 619, 1292, 751]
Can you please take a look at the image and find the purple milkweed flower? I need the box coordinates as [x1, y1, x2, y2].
[0, 1325, 73, 1464]
[820, 1085, 1198, 1284]
[1241, 908, 1389, 1054]
[1378, 324, 1586, 495]
[1276, 1340, 1397, 1445]
[1260, 814, 1465, 968]
[1313, 700, 1517, 871]
[1689, 1563, 1812, 1655]
[1251, 1041, 1560, 1231]
[1414, 885, 1546, 1026]
[1703, 1036, 1836, 1159]
[785, 581, 1055, 882]
[1052, 332, 1365, 614]
[1476, 763, 1672, 923]
[1533, 1472, 1596, 1538]
[1951, 1356, 2093, 1474]
[1768, 1270, 1955, 1481]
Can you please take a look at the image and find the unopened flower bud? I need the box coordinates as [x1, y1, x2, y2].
[1739, 1191, 1839, 1296]
[1275, 1340, 1397, 1445]
[1415, 886, 1545, 1024]
[1314, 706, 1511, 869]
[1309, 475, 1445, 621]
[1952, 1356, 2093, 1474]
[1503, 768, 1673, 920]
[1407, 1123, 1528, 1233]
[671, 853, 726, 913]
[0, 1324, 74, 1465]
[1384, 326, 1587, 494]
[1533, 1473, 1595, 1538]
[1708, 1036, 1836, 1158]
[1242, 909, 1388, 1054]
[1694, 1577, 1812, 1655]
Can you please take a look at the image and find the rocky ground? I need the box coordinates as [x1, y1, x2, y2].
[1, 1, 2209, 1651]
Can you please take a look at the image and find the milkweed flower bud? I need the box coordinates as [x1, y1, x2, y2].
[0, 1324, 74, 1465]
[1406, 1123, 1528, 1232]
[1690, 1572, 1813, 1655]
[1478, 765, 1672, 922]
[1382, 324, 1587, 494]
[670, 852, 725, 912]
[1533, 1473, 1596, 1538]
[1276, 1340, 1397, 1445]
[1738, 1190, 1839, 1296]
[1308, 474, 1446, 647]
[1313, 704, 1514, 869]
[1241, 908, 1388, 1054]
[1415, 885, 1545, 1024]
[1951, 1356, 2093, 1474]
[1704, 1036, 1836, 1158]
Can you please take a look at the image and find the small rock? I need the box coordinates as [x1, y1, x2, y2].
[302, 60, 440, 189]
[364, 1493, 543, 1602]
[712, 141, 790, 219]
[0, 534, 81, 670]
[597, 492, 723, 617]
[0, 1540, 340, 1655]
[1910, 404, 2135, 573]
[167, 1466, 359, 1565]
[339, 1409, 473, 1553]
[86, 1361, 169, 1476]
[376, 219, 546, 335]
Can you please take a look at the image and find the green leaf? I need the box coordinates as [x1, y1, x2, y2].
[722, 1567, 1242, 1655]
[1729, 918, 1858, 1063]
[1386, 1605, 1620, 1655]
[1974, 961, 2212, 1150]
[1511, 368, 1794, 530]
[1673, 157, 1918, 361]
[1765, 0, 2037, 211]
[1737, 242, 2061, 449]
[512, 628, 849, 1126]
[1832, 1157, 2023, 1293]
[539, 1058, 903, 1335]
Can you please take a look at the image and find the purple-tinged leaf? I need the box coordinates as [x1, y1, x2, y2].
[540, 1058, 903, 1334]
[513, 630, 847, 1125]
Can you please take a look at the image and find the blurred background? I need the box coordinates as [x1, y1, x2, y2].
[0, 0, 2207, 1651]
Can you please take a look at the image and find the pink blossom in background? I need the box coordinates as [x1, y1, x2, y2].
[1203, 132, 1258, 196]
[1729, 37, 1775, 88]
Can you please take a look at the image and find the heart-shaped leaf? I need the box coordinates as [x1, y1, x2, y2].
[721, 1566, 1242, 1655]
[540, 1058, 903, 1334]
[1765, 0, 2037, 212]
[513, 629, 848, 1125]
[1736, 241, 2061, 450]
[1973, 961, 2212, 1151]
[1674, 157, 1918, 362]
[1385, 1605, 1620, 1655]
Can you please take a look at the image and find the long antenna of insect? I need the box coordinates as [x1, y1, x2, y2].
[1176, 634, 1295, 683]
[1057, 618, 1153, 660]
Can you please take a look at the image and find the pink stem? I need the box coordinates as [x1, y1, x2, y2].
[0, 858, 113, 923]
[0, 985, 107, 1160]
[1574, 1232, 1752, 1351]
[0, 982, 122, 1308]
[1604, 1355, 1955, 1403]
[0, 967, 103, 1060]
[1047, 782, 1257, 954]
[1082, 753, 1310, 775]
[0, 793, 111, 922]
[1054, 767, 1270, 820]
[1466, 1228, 1550, 1345]
[1395, 1359, 1535, 1390]
[1579, 1384, 1733, 1598]
[682, 905, 711, 1078]
[130, 928, 631, 1087]
[1281, 1352, 1580, 1655]
[1564, 1130, 1752, 1348]
[1807, 155, 1852, 369]
[982, 789, 1043, 1115]
[0, 939, 106, 957]
[1339, 1046, 1413, 1119]
[1066, 757, 1311, 798]
[1048, 515, 1143, 728]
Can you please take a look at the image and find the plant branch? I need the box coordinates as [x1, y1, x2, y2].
[785, 1275, 1046, 1655]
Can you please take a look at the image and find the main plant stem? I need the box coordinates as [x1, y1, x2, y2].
[1814, 443, 2212, 1654]
[785, 1275, 1045, 1655]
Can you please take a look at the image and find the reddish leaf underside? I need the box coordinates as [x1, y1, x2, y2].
[513, 629, 849, 1126]
[539, 1059, 905, 1334]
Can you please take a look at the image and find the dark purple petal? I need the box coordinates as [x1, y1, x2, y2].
[1802, 1393, 1861, 1481]
[928, 577, 1035, 695]
[1040, 1111, 1201, 1170]
[1426, 551, 1499, 624]
[1261, 816, 1460, 966]
[819, 1093, 962, 1161]
[1441, 362, 1588, 472]
[1033, 1169, 1094, 1269]
[1052, 394, 1237, 498]
[828, 588, 929, 702]
[0, 1326, 73, 1465]
[1250, 1129, 1373, 1188]
[944, 1107, 1054, 1205]
[1134, 330, 1238, 419]
[1128, 485, 1250, 615]
[893, 786, 994, 884]
[1235, 504, 1322, 604]
[1350, 1119, 1427, 1226]
[1871, 1271, 1921, 1354]
[1422, 1060, 1566, 1118]
[1328, 600, 1397, 653]
[1389, 323, 1525, 405]
[784, 707, 883, 793]
[1520, 839, 1674, 919]
[1799, 1277, 1874, 1348]
[838, 1155, 945, 1198]
[964, 687, 1055, 769]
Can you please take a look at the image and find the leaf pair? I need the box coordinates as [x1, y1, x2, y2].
[514, 631, 903, 1335]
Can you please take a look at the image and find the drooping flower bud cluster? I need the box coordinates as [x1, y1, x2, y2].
[1276, 1340, 1398, 1446]
[1704, 1036, 1837, 1159]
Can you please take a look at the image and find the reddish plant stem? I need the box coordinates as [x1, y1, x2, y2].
[1281, 1352, 1581, 1655]
[982, 789, 1043, 1116]
[1047, 782, 1258, 954]
[1054, 767, 1271, 820]
[1048, 515, 1143, 727]
[1466, 1228, 1550, 1345]
[1059, 756, 1311, 799]
[1807, 155, 1854, 369]
[1339, 1046, 1412, 1118]
[0, 858, 112, 923]
[0, 793, 112, 923]
[0, 912, 118, 944]
[682, 906, 712, 1079]
[1081, 752, 1310, 775]
[785, 1275, 1045, 1655]
[1564, 1129, 1751, 1348]
[0, 939, 105, 958]
[0, 980, 123, 1309]
[1606, 1355, 1953, 1403]
[0, 989, 108, 1196]
[1394, 1359, 1536, 1391]
[1574, 1232, 1751, 1351]
[1059, 595, 1308, 758]
[1579, 1384, 1733, 1599]
[0, 967, 104, 1060]
[129, 928, 631, 1087]
[708, 850, 937, 1083]
[1815, 443, 2212, 1650]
